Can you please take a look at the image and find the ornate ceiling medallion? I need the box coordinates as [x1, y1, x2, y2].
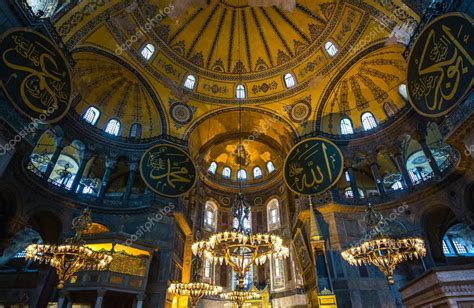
[288, 99, 312, 123]
[169, 99, 195, 127]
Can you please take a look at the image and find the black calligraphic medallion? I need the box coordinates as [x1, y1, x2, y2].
[0, 28, 72, 123]
[140, 144, 197, 197]
[407, 13, 473, 117]
[284, 138, 344, 195]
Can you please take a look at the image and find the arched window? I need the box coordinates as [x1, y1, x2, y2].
[253, 167, 263, 179]
[129, 123, 142, 138]
[344, 187, 365, 198]
[204, 258, 212, 278]
[344, 170, 351, 182]
[232, 259, 252, 290]
[398, 83, 408, 102]
[324, 41, 338, 57]
[236, 84, 246, 99]
[391, 180, 403, 190]
[222, 167, 231, 179]
[82, 107, 100, 125]
[141, 43, 155, 60]
[104, 119, 121, 136]
[340, 118, 354, 135]
[184, 74, 196, 90]
[237, 169, 247, 181]
[442, 224, 474, 257]
[208, 162, 217, 175]
[233, 217, 239, 229]
[267, 199, 280, 231]
[266, 161, 275, 174]
[244, 211, 252, 231]
[284, 73, 296, 88]
[26, 0, 58, 17]
[383, 101, 398, 117]
[361, 112, 378, 131]
[204, 201, 218, 231]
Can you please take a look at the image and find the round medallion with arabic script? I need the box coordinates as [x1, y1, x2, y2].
[140, 144, 197, 197]
[284, 138, 344, 196]
[407, 13, 473, 117]
[0, 28, 72, 123]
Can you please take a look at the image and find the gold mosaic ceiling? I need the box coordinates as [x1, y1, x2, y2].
[56, 0, 419, 148]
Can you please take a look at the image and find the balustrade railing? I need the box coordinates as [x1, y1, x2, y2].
[22, 156, 170, 210]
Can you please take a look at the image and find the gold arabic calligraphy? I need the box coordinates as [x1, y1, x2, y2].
[288, 141, 340, 193]
[2, 33, 68, 113]
[147, 151, 191, 191]
[410, 16, 473, 114]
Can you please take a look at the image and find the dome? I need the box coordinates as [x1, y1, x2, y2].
[55, 0, 419, 139]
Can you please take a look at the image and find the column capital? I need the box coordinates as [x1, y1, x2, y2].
[105, 158, 116, 169]
[129, 162, 139, 172]
[58, 289, 69, 297]
[97, 289, 107, 297]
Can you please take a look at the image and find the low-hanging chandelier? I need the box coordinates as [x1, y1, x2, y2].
[192, 193, 289, 290]
[341, 204, 426, 284]
[220, 290, 261, 308]
[167, 282, 223, 308]
[191, 2, 289, 305]
[25, 209, 112, 288]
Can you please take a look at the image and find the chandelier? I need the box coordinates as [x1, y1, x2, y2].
[220, 290, 261, 307]
[25, 209, 112, 288]
[341, 204, 426, 284]
[192, 193, 289, 290]
[167, 282, 223, 308]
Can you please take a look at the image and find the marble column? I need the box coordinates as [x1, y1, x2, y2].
[419, 138, 442, 177]
[44, 144, 63, 180]
[135, 293, 145, 308]
[98, 158, 116, 201]
[123, 162, 138, 200]
[394, 153, 413, 189]
[70, 156, 87, 193]
[346, 167, 360, 200]
[57, 290, 68, 308]
[0, 134, 15, 177]
[370, 162, 386, 197]
[95, 289, 106, 308]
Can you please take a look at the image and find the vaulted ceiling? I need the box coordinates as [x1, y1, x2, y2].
[55, 0, 420, 155]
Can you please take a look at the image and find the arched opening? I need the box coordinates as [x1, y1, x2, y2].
[284, 73, 296, 88]
[324, 41, 338, 56]
[236, 84, 246, 99]
[340, 118, 354, 135]
[104, 119, 121, 136]
[361, 112, 378, 131]
[208, 162, 217, 175]
[204, 201, 218, 232]
[442, 223, 474, 262]
[82, 106, 100, 125]
[28, 211, 62, 244]
[422, 206, 459, 265]
[141, 43, 155, 60]
[267, 199, 280, 231]
[184, 74, 196, 90]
